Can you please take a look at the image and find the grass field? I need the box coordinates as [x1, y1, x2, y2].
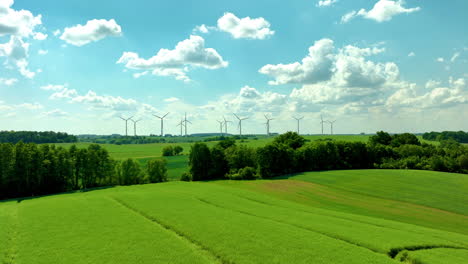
[1, 169, 467, 263]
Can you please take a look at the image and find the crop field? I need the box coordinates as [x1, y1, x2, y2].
[1, 169, 467, 264]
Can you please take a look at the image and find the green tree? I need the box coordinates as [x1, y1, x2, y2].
[162, 146, 174, 156]
[369, 131, 392, 146]
[117, 158, 144, 185]
[273, 132, 306, 149]
[147, 158, 168, 183]
[189, 142, 212, 181]
[173, 145, 183, 155]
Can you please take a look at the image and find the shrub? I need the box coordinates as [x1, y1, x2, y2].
[173, 145, 183, 155]
[238, 166, 259, 180]
[180, 172, 192, 181]
[162, 146, 174, 156]
[147, 158, 168, 183]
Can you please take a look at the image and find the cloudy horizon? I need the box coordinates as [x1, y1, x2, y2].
[1, 0, 467, 135]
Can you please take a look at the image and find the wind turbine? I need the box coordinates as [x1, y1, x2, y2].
[119, 116, 133, 136]
[327, 120, 336, 135]
[233, 113, 249, 136]
[176, 118, 184, 136]
[320, 115, 326, 135]
[130, 118, 142, 137]
[217, 120, 224, 136]
[153, 112, 169, 137]
[293, 116, 304, 135]
[183, 112, 192, 136]
[264, 114, 273, 136]
[223, 116, 232, 135]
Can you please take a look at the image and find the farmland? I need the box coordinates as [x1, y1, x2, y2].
[1, 169, 467, 264]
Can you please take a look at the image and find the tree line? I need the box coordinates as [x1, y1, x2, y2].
[423, 131, 468, 143]
[0, 131, 77, 144]
[186, 131, 468, 181]
[0, 143, 167, 200]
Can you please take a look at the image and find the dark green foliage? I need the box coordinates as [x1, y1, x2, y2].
[173, 146, 183, 155]
[117, 159, 145, 185]
[180, 172, 192, 181]
[224, 145, 257, 171]
[273, 131, 306, 149]
[210, 146, 229, 179]
[0, 130, 77, 144]
[369, 131, 392, 146]
[423, 131, 468, 143]
[216, 138, 236, 149]
[162, 146, 174, 156]
[188, 143, 212, 181]
[257, 143, 295, 178]
[391, 133, 420, 147]
[147, 159, 168, 183]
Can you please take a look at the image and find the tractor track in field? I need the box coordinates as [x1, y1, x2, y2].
[233, 193, 468, 247]
[108, 196, 232, 264]
[196, 197, 468, 263]
[195, 197, 384, 255]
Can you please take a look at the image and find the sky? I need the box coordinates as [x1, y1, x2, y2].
[0, 0, 467, 135]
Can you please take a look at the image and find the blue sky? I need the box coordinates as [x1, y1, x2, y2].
[0, 0, 467, 135]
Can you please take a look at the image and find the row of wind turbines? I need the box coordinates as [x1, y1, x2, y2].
[119, 113, 337, 137]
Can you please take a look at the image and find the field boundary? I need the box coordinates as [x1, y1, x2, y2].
[388, 245, 468, 259]
[109, 196, 230, 264]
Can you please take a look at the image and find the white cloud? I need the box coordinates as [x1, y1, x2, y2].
[193, 24, 216, 34]
[387, 77, 467, 109]
[436, 57, 444, 63]
[60, 19, 122, 46]
[317, 0, 338, 7]
[41, 109, 69, 118]
[0, 77, 17, 86]
[0, 36, 35, 78]
[341, 0, 420, 23]
[408, 52, 415, 57]
[117, 35, 228, 82]
[217, 12, 274, 39]
[50, 87, 78, 99]
[451, 52, 460, 63]
[17, 102, 43, 110]
[71, 91, 138, 111]
[53, 29, 61, 36]
[33, 32, 47, 40]
[38, 49, 48, 55]
[0, 0, 42, 38]
[40, 84, 67, 91]
[259, 38, 393, 89]
[164, 97, 180, 103]
[133, 71, 148, 78]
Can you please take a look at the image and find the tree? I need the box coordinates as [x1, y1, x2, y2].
[189, 143, 212, 181]
[209, 146, 229, 179]
[273, 132, 305, 149]
[173, 145, 183, 155]
[257, 143, 294, 178]
[117, 158, 144, 185]
[162, 146, 174, 156]
[369, 131, 392, 146]
[391, 133, 420, 147]
[147, 158, 168, 183]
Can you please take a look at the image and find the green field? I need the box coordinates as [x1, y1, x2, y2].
[1, 169, 467, 263]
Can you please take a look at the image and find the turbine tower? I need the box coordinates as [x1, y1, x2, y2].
[327, 120, 336, 135]
[130, 118, 142, 137]
[293, 116, 304, 135]
[264, 114, 273, 136]
[217, 120, 224, 136]
[223, 116, 232, 135]
[176, 118, 184, 136]
[153, 112, 169, 137]
[320, 115, 326, 135]
[233, 113, 249, 136]
[119, 116, 133, 137]
[183, 112, 192, 136]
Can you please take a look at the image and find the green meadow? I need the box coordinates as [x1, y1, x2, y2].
[1, 169, 467, 264]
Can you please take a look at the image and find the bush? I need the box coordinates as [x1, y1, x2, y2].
[117, 158, 145, 185]
[147, 158, 168, 183]
[162, 146, 174, 156]
[273, 131, 305, 149]
[180, 172, 192, 181]
[173, 145, 183, 155]
[238, 166, 259, 180]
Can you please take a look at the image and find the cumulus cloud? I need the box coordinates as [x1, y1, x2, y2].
[259, 38, 394, 89]
[408, 52, 415, 57]
[117, 35, 228, 82]
[341, 0, 420, 23]
[0, 36, 35, 78]
[436, 57, 444, 63]
[387, 77, 468, 109]
[164, 97, 180, 103]
[0, 0, 42, 37]
[217, 12, 274, 39]
[317, 0, 338, 7]
[450, 52, 460, 63]
[0, 77, 17, 86]
[38, 49, 48, 55]
[60, 19, 122, 46]
[33, 32, 47, 40]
